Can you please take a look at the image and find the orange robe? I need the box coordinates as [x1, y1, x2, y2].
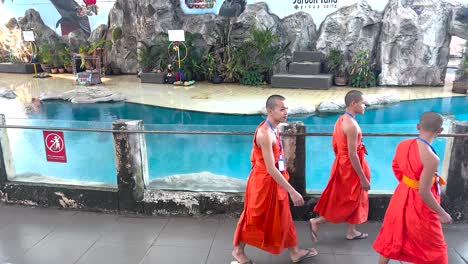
[313, 115, 370, 224]
[373, 139, 448, 264]
[233, 121, 297, 254]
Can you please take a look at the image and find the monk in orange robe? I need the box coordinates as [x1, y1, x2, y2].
[373, 112, 452, 264]
[309, 90, 371, 241]
[232, 95, 317, 264]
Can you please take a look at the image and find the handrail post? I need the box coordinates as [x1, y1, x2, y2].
[112, 119, 148, 212]
[445, 121, 468, 221]
[280, 122, 306, 195]
[0, 114, 14, 184]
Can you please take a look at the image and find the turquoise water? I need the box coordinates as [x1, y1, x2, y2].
[3, 96, 467, 191]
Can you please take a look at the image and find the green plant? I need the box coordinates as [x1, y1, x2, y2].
[60, 47, 73, 67]
[191, 55, 206, 80]
[240, 69, 263, 86]
[138, 33, 171, 72]
[177, 32, 204, 81]
[204, 52, 219, 80]
[327, 48, 346, 77]
[38, 44, 52, 64]
[349, 50, 376, 88]
[89, 38, 113, 53]
[456, 41, 468, 81]
[112, 27, 123, 43]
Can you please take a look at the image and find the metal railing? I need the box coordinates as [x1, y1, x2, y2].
[1, 124, 467, 138]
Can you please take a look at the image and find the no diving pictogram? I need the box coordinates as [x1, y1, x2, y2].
[43, 131, 67, 163]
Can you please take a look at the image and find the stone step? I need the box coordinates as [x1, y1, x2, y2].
[289, 62, 321, 75]
[271, 74, 332, 89]
[292, 51, 325, 63]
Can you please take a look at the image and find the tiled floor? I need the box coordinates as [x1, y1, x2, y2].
[0, 204, 466, 264]
[0, 72, 464, 117]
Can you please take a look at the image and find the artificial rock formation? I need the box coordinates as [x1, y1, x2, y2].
[0, 88, 16, 99]
[105, 0, 317, 73]
[39, 87, 126, 103]
[16, 9, 63, 49]
[281, 11, 318, 56]
[379, 0, 453, 86]
[316, 1, 382, 65]
[315, 0, 467, 86]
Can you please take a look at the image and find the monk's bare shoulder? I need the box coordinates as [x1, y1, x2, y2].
[256, 123, 274, 147]
[418, 142, 439, 170]
[342, 115, 358, 136]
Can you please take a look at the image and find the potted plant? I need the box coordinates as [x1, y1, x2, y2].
[249, 27, 289, 85]
[205, 53, 222, 83]
[327, 48, 347, 86]
[349, 50, 376, 88]
[452, 41, 468, 94]
[62, 48, 73, 73]
[138, 40, 168, 84]
[38, 44, 52, 73]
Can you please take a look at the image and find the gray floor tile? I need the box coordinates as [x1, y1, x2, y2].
[0, 235, 45, 260]
[75, 241, 149, 264]
[333, 239, 377, 256]
[16, 237, 95, 264]
[97, 218, 167, 245]
[141, 245, 209, 264]
[449, 248, 468, 264]
[206, 248, 237, 264]
[335, 254, 379, 264]
[154, 217, 219, 248]
[211, 219, 237, 250]
[272, 252, 335, 264]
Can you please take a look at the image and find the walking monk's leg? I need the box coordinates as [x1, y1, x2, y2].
[232, 243, 251, 264]
[346, 224, 368, 240]
[378, 255, 390, 264]
[309, 217, 326, 241]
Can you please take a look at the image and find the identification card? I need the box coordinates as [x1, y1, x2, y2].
[278, 158, 285, 172]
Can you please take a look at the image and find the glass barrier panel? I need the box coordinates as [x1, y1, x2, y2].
[3, 118, 117, 188]
[144, 124, 256, 192]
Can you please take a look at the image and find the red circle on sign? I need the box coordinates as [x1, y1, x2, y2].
[45, 133, 64, 153]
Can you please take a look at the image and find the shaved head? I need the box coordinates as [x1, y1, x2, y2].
[419, 112, 443, 132]
[266, 95, 285, 110]
[345, 90, 363, 106]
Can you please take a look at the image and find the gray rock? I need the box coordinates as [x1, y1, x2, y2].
[316, 1, 382, 67]
[17, 9, 63, 49]
[0, 88, 17, 99]
[40, 87, 126, 103]
[230, 2, 281, 45]
[379, 0, 453, 86]
[88, 24, 108, 44]
[261, 104, 316, 115]
[317, 93, 399, 113]
[317, 100, 345, 113]
[449, 5, 468, 40]
[106, 0, 182, 73]
[364, 94, 400, 106]
[182, 14, 223, 47]
[67, 29, 89, 53]
[281, 12, 317, 56]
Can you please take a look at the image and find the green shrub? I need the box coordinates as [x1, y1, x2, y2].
[349, 50, 376, 88]
[327, 48, 345, 77]
[38, 44, 52, 64]
[240, 70, 263, 86]
[112, 27, 123, 42]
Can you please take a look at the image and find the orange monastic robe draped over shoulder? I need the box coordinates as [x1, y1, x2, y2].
[373, 139, 448, 264]
[233, 121, 297, 254]
[313, 115, 370, 224]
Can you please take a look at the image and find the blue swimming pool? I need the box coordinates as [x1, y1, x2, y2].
[3, 96, 467, 192]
